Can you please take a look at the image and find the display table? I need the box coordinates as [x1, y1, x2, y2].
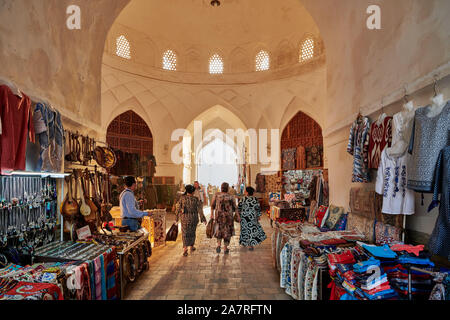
[31, 241, 118, 300]
[110, 207, 167, 248]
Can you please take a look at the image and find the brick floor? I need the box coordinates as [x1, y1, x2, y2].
[124, 210, 290, 300]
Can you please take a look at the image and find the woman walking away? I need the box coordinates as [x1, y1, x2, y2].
[175, 185, 207, 256]
[211, 182, 236, 254]
[238, 187, 267, 251]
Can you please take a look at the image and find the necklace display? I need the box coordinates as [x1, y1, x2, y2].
[0, 176, 58, 255]
[34, 241, 111, 262]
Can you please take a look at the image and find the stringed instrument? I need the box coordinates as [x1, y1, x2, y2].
[97, 171, 113, 224]
[64, 131, 74, 162]
[89, 168, 102, 212]
[82, 169, 98, 223]
[61, 174, 79, 219]
[104, 172, 113, 222]
[75, 133, 82, 163]
[74, 170, 91, 218]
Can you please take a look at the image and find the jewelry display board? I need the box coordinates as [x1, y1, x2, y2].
[0, 176, 58, 261]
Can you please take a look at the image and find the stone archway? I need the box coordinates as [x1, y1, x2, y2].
[182, 105, 248, 184]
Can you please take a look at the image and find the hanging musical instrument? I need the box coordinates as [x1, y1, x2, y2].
[61, 174, 79, 219]
[74, 170, 91, 218]
[81, 169, 98, 223]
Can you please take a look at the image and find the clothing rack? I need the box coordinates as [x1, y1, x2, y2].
[324, 61, 450, 137]
[405, 266, 448, 300]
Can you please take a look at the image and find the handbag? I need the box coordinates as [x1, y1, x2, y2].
[206, 219, 215, 238]
[165, 223, 178, 242]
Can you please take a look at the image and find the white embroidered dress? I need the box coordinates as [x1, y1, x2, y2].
[375, 148, 415, 215]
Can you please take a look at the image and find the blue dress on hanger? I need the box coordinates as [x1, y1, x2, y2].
[428, 146, 450, 260]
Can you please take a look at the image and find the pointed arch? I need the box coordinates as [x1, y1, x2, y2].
[280, 110, 323, 168]
[106, 110, 154, 156]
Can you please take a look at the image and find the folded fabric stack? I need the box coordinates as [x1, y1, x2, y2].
[0, 263, 65, 300]
[352, 258, 398, 300]
[384, 255, 435, 297]
[0, 246, 119, 300]
[0, 262, 74, 284]
[327, 249, 366, 300]
[327, 246, 400, 300]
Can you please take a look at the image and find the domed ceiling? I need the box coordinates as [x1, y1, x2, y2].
[104, 0, 323, 77]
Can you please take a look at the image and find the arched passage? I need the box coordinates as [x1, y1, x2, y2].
[182, 105, 248, 185]
[197, 136, 239, 188]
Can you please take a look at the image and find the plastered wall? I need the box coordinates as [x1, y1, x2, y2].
[0, 0, 449, 238]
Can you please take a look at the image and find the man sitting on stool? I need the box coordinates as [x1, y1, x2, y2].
[120, 176, 151, 232]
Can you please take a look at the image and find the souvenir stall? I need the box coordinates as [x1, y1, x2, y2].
[106, 111, 170, 251]
[0, 83, 72, 300]
[266, 169, 328, 226]
[0, 82, 154, 300]
[272, 77, 450, 301]
[272, 193, 450, 300]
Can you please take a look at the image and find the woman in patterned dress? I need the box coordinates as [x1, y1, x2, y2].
[175, 185, 207, 256]
[211, 182, 236, 254]
[237, 187, 267, 250]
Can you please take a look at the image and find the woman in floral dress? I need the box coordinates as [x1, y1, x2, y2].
[175, 185, 207, 256]
[238, 186, 267, 250]
[211, 182, 236, 254]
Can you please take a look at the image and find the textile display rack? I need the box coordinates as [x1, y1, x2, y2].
[0, 241, 119, 300]
[273, 213, 450, 300]
[273, 220, 367, 300]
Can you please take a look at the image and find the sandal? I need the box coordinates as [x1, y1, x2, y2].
[216, 246, 221, 253]
[224, 248, 230, 254]
[183, 251, 188, 257]
[191, 247, 196, 251]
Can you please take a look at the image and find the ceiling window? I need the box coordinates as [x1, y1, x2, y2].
[116, 35, 131, 59]
[209, 54, 224, 74]
[300, 38, 314, 62]
[162, 49, 177, 71]
[255, 50, 270, 71]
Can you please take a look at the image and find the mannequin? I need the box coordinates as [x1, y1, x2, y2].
[427, 93, 447, 118]
[387, 100, 415, 157]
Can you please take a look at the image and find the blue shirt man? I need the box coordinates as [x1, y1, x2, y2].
[120, 176, 151, 231]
